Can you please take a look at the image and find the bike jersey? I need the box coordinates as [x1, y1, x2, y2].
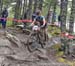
[35, 16, 44, 26]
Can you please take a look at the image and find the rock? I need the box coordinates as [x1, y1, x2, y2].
[16, 25, 24, 29]
[37, 54, 48, 60]
[0, 29, 6, 35]
[25, 54, 40, 62]
[5, 53, 39, 62]
[33, 49, 48, 60]
[0, 47, 14, 55]
[52, 37, 61, 44]
[0, 56, 5, 64]
[6, 55, 26, 61]
[36, 48, 47, 54]
[4, 49, 30, 61]
[6, 32, 22, 48]
[23, 29, 31, 35]
[0, 38, 11, 46]
[45, 40, 54, 48]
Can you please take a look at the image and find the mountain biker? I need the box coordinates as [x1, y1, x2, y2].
[31, 10, 47, 29]
[30, 10, 48, 41]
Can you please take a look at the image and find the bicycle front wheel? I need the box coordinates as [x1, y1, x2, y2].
[27, 32, 41, 52]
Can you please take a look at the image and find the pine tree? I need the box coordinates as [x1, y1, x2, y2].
[0, 0, 3, 17]
[13, 0, 22, 25]
[69, 0, 75, 33]
[60, 0, 68, 32]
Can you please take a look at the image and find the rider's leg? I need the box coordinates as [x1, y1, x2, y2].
[42, 27, 48, 42]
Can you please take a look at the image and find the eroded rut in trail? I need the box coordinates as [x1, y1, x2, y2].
[0, 28, 69, 66]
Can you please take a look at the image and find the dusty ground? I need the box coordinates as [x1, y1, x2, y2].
[0, 27, 71, 66]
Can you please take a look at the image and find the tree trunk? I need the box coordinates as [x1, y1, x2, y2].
[22, 0, 28, 19]
[38, 0, 43, 11]
[60, 0, 68, 32]
[48, 0, 52, 11]
[60, 0, 70, 55]
[69, 0, 75, 33]
[0, 0, 3, 17]
[13, 0, 22, 25]
[27, 0, 33, 19]
[33, 0, 38, 13]
[46, 0, 56, 24]
[52, 1, 57, 23]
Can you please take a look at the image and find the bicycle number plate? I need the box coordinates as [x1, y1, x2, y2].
[32, 25, 40, 31]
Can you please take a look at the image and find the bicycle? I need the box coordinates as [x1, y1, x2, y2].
[26, 22, 47, 52]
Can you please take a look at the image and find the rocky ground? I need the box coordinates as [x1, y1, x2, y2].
[0, 27, 71, 66]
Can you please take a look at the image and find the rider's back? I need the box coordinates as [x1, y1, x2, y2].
[35, 16, 44, 26]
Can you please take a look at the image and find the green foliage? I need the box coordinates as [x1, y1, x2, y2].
[7, 12, 14, 26]
[48, 25, 61, 36]
[42, 0, 52, 15]
[3, 0, 11, 7]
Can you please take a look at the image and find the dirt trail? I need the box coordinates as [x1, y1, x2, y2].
[0, 28, 69, 66]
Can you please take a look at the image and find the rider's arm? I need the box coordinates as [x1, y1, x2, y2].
[42, 17, 46, 27]
[43, 18, 46, 26]
[30, 19, 36, 26]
